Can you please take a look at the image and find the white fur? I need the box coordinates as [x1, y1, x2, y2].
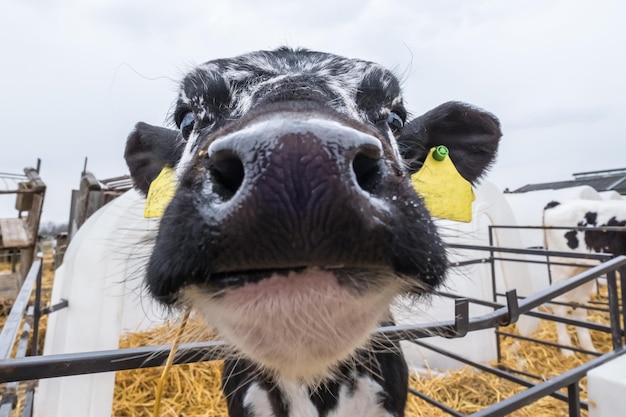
[241, 375, 393, 417]
[328, 374, 393, 417]
[183, 268, 400, 382]
[544, 199, 626, 355]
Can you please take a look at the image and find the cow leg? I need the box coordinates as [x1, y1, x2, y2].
[552, 304, 575, 356]
[573, 307, 596, 354]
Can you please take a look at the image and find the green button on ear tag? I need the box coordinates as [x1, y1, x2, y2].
[411, 146, 475, 222]
[144, 166, 177, 218]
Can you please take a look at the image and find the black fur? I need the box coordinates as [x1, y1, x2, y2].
[544, 201, 561, 210]
[223, 337, 408, 417]
[124, 47, 502, 417]
[124, 122, 182, 194]
[399, 101, 501, 181]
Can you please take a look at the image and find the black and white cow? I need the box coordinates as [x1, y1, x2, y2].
[544, 199, 626, 355]
[125, 47, 501, 417]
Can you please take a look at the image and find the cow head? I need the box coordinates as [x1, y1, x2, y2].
[125, 47, 501, 381]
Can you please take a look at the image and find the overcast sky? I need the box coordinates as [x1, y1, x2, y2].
[1, 0, 624, 223]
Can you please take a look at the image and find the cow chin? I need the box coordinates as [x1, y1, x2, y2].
[182, 267, 401, 382]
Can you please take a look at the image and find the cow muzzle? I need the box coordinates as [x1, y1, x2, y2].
[185, 113, 396, 277]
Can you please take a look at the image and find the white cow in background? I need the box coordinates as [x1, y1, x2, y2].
[543, 199, 626, 355]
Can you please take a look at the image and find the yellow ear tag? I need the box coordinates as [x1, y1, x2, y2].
[144, 166, 177, 218]
[410, 146, 475, 222]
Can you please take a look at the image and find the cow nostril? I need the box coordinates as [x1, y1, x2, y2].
[352, 151, 383, 194]
[209, 151, 245, 199]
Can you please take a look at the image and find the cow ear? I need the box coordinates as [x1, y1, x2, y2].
[398, 101, 502, 183]
[124, 122, 183, 195]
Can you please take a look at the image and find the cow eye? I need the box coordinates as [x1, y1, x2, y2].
[387, 112, 404, 134]
[180, 112, 195, 139]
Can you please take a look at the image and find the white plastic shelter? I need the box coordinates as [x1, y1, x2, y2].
[598, 190, 625, 201]
[396, 180, 538, 371]
[588, 354, 626, 417]
[502, 185, 604, 295]
[34, 190, 165, 417]
[504, 185, 602, 247]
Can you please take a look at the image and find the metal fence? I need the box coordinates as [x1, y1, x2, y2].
[0, 244, 625, 417]
[407, 239, 626, 417]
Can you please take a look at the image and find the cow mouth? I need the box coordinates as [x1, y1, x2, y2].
[182, 266, 402, 381]
[208, 267, 307, 289]
[206, 264, 394, 294]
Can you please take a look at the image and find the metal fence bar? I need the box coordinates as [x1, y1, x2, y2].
[496, 331, 600, 357]
[494, 365, 541, 382]
[488, 225, 626, 233]
[448, 254, 610, 270]
[520, 310, 609, 332]
[0, 307, 34, 417]
[437, 291, 612, 332]
[0, 173, 28, 179]
[621, 265, 626, 347]
[0, 398, 14, 417]
[492, 256, 599, 268]
[0, 340, 226, 383]
[2, 256, 625, 384]
[20, 389, 34, 417]
[30, 260, 43, 357]
[412, 340, 573, 405]
[567, 383, 581, 417]
[449, 258, 491, 268]
[0, 258, 42, 360]
[487, 226, 502, 365]
[541, 299, 610, 314]
[467, 347, 626, 417]
[606, 269, 623, 350]
[408, 387, 466, 417]
[447, 243, 613, 261]
[379, 256, 626, 342]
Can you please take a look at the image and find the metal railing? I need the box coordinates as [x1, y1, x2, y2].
[0, 248, 625, 416]
[407, 240, 626, 417]
[0, 256, 43, 417]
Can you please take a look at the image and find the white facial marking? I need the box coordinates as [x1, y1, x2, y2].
[176, 130, 201, 178]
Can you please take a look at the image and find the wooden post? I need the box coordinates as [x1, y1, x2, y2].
[17, 168, 46, 286]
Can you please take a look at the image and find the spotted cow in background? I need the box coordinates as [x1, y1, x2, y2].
[543, 199, 626, 355]
[125, 47, 502, 417]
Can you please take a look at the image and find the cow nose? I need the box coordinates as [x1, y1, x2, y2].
[206, 116, 385, 201]
[207, 150, 245, 200]
[352, 146, 384, 194]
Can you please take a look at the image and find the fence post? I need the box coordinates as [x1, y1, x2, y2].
[567, 382, 581, 417]
[606, 269, 622, 350]
[30, 257, 43, 356]
[620, 265, 626, 349]
[488, 226, 504, 366]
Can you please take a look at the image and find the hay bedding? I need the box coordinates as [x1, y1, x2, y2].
[113, 318, 228, 417]
[113, 285, 614, 417]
